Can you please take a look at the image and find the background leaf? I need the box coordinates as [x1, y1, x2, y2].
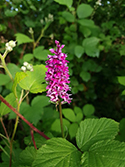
[77, 3, 93, 18]
[54, 0, 73, 7]
[0, 74, 10, 86]
[15, 33, 33, 45]
[62, 108, 76, 122]
[74, 45, 84, 58]
[0, 93, 17, 117]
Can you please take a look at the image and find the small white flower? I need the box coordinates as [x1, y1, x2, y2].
[23, 62, 28, 67]
[21, 66, 26, 71]
[27, 64, 33, 70]
[8, 40, 16, 47]
[30, 68, 34, 72]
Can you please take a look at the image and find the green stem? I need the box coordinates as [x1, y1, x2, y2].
[0, 54, 13, 81]
[59, 99, 64, 138]
[9, 102, 20, 167]
[34, 29, 44, 48]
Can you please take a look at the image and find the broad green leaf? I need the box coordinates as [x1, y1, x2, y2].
[78, 19, 95, 28]
[18, 65, 47, 93]
[69, 123, 79, 139]
[19, 146, 37, 166]
[62, 11, 75, 22]
[32, 138, 81, 167]
[54, 0, 73, 7]
[12, 72, 27, 98]
[19, 96, 50, 125]
[74, 106, 83, 122]
[120, 45, 125, 56]
[15, 33, 33, 45]
[7, 63, 21, 78]
[74, 106, 82, 114]
[79, 26, 91, 37]
[23, 53, 34, 62]
[33, 46, 48, 60]
[81, 140, 125, 167]
[82, 37, 100, 57]
[77, 3, 93, 18]
[118, 76, 125, 86]
[5, 9, 18, 17]
[83, 104, 95, 116]
[0, 74, 10, 85]
[70, 76, 79, 86]
[74, 45, 84, 58]
[72, 86, 78, 94]
[24, 133, 47, 148]
[0, 93, 17, 117]
[80, 71, 91, 82]
[116, 118, 125, 141]
[122, 89, 125, 95]
[76, 118, 119, 151]
[62, 108, 76, 122]
[51, 118, 70, 133]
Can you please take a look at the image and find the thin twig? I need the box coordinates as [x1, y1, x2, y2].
[0, 95, 50, 140]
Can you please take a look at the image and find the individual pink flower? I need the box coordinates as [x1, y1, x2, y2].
[45, 40, 72, 104]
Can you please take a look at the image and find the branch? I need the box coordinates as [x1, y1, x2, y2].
[0, 95, 50, 140]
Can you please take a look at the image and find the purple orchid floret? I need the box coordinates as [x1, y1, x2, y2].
[45, 40, 72, 104]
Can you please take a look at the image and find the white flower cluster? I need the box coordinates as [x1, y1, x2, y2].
[96, 0, 101, 5]
[40, 13, 54, 24]
[21, 62, 33, 72]
[5, 40, 16, 52]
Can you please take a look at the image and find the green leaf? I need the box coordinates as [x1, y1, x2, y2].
[62, 11, 75, 22]
[62, 108, 76, 122]
[32, 138, 81, 167]
[51, 118, 70, 133]
[120, 45, 125, 56]
[81, 140, 125, 167]
[19, 65, 47, 93]
[116, 118, 125, 141]
[74, 106, 83, 122]
[15, 33, 33, 45]
[23, 53, 34, 62]
[0, 74, 10, 85]
[76, 118, 119, 151]
[83, 104, 95, 117]
[0, 93, 17, 117]
[74, 45, 84, 58]
[118, 76, 125, 86]
[54, 0, 73, 7]
[82, 37, 100, 57]
[80, 26, 91, 37]
[77, 3, 93, 18]
[20, 95, 50, 125]
[5, 9, 18, 17]
[12, 72, 27, 98]
[7, 63, 21, 78]
[70, 76, 79, 86]
[78, 19, 95, 28]
[80, 71, 91, 82]
[24, 133, 47, 148]
[33, 46, 48, 60]
[69, 123, 79, 139]
[19, 146, 37, 166]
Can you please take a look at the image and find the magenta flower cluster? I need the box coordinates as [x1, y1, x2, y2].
[45, 40, 72, 104]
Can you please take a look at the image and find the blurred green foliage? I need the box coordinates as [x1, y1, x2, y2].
[1, 0, 125, 166]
